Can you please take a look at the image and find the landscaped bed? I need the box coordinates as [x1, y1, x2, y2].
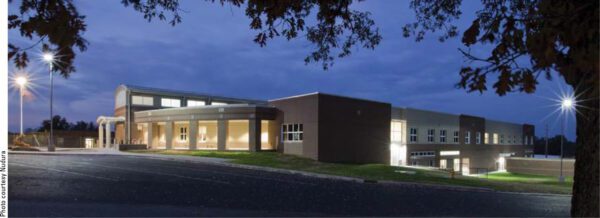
[129, 150, 573, 194]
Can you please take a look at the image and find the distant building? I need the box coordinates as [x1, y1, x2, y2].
[100, 84, 535, 174]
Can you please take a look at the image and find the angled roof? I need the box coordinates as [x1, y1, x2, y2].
[118, 84, 267, 105]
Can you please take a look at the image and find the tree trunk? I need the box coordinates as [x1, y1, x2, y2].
[569, 72, 599, 217]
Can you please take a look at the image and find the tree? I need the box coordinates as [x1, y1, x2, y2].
[8, 0, 598, 216]
[534, 135, 576, 158]
[402, 1, 598, 216]
[38, 115, 70, 132]
[87, 121, 97, 131]
[70, 121, 89, 131]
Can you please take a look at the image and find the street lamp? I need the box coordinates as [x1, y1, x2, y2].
[558, 95, 575, 183]
[43, 51, 55, 152]
[15, 76, 28, 135]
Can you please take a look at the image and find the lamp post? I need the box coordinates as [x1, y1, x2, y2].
[559, 97, 574, 183]
[15, 76, 28, 135]
[43, 52, 55, 152]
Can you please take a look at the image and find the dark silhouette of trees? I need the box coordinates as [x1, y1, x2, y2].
[534, 136, 576, 158]
[37, 115, 97, 132]
[8, 0, 598, 216]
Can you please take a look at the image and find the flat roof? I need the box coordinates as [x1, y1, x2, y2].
[269, 92, 390, 105]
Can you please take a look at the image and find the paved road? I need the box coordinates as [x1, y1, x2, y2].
[9, 154, 570, 217]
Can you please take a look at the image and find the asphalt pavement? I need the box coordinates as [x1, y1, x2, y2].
[8, 153, 571, 217]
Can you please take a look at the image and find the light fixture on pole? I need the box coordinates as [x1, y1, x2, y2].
[558, 95, 575, 183]
[15, 76, 28, 135]
[43, 51, 56, 152]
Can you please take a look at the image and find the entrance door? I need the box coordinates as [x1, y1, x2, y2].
[453, 158, 460, 172]
[462, 158, 470, 175]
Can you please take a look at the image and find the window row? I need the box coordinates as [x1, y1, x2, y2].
[131, 95, 231, 107]
[409, 128, 529, 145]
[409, 128, 460, 143]
[282, 123, 303, 142]
[410, 151, 435, 157]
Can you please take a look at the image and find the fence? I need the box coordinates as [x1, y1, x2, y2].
[506, 157, 575, 177]
[9, 131, 98, 148]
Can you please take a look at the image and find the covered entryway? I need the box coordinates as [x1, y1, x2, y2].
[96, 116, 125, 149]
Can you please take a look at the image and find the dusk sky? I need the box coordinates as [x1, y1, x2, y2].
[8, 0, 576, 140]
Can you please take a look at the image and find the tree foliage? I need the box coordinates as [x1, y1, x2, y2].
[37, 115, 97, 132]
[403, 0, 598, 96]
[9, 0, 382, 72]
[8, 0, 88, 77]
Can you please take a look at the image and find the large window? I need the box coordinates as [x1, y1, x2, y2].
[465, 131, 471, 144]
[484, 132, 489, 144]
[390, 121, 403, 142]
[409, 128, 418, 142]
[513, 136, 517, 144]
[161, 98, 181, 107]
[493, 133, 499, 144]
[227, 120, 249, 150]
[282, 123, 303, 142]
[453, 131, 459, 143]
[187, 100, 206, 107]
[500, 134, 505, 144]
[197, 121, 218, 150]
[132, 95, 153, 106]
[427, 129, 435, 142]
[211, 101, 228, 106]
[476, 132, 481, 144]
[439, 129, 447, 143]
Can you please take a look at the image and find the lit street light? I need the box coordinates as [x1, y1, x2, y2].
[558, 95, 575, 183]
[15, 76, 28, 135]
[43, 51, 56, 152]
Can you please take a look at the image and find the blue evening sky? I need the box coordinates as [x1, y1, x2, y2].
[7, 0, 576, 140]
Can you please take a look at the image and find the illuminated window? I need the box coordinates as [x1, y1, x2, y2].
[179, 127, 187, 141]
[211, 101, 228, 105]
[493, 133, 499, 144]
[476, 132, 481, 144]
[465, 131, 471, 144]
[439, 129, 447, 143]
[484, 132, 489, 144]
[161, 98, 181, 107]
[409, 128, 418, 142]
[390, 121, 403, 142]
[427, 129, 435, 142]
[187, 100, 206, 107]
[453, 131, 459, 143]
[440, 159, 447, 169]
[440, 150, 460, 156]
[282, 123, 303, 142]
[132, 95, 153, 106]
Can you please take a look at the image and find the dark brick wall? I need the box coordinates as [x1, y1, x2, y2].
[317, 94, 391, 164]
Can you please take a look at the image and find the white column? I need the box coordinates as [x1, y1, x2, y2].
[98, 122, 104, 148]
[105, 121, 112, 149]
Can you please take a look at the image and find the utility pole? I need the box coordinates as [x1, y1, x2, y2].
[545, 123, 548, 158]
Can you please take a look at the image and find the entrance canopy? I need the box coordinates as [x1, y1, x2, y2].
[96, 116, 125, 149]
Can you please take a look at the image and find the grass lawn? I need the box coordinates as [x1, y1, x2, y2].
[130, 150, 573, 194]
